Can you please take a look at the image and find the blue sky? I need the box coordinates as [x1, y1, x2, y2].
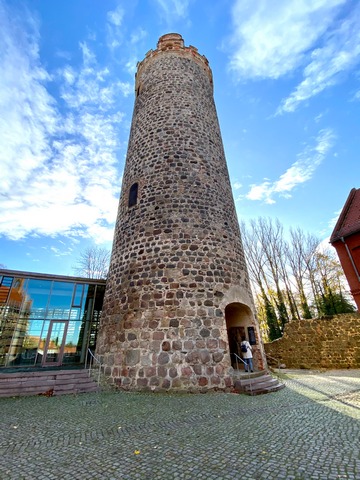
[0, 0, 359, 276]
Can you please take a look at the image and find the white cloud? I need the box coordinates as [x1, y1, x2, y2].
[118, 81, 132, 97]
[130, 28, 147, 45]
[278, 6, 360, 113]
[328, 209, 342, 232]
[107, 5, 124, 27]
[315, 236, 330, 254]
[0, 3, 57, 191]
[314, 112, 325, 123]
[153, 0, 191, 24]
[125, 56, 139, 76]
[246, 128, 335, 204]
[233, 181, 243, 190]
[62, 66, 76, 85]
[50, 246, 73, 257]
[229, 0, 345, 80]
[59, 44, 131, 109]
[228, 0, 360, 112]
[0, 3, 128, 243]
[106, 4, 125, 50]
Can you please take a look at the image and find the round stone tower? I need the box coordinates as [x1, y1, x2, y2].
[96, 33, 266, 391]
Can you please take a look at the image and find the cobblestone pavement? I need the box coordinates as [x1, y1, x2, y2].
[1, 369, 359, 480]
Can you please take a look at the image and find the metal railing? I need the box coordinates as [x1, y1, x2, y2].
[232, 353, 253, 395]
[232, 352, 247, 370]
[265, 352, 281, 373]
[87, 348, 102, 387]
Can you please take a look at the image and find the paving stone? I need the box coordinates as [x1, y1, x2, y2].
[0, 369, 359, 479]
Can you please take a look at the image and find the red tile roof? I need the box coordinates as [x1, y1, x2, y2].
[330, 188, 360, 243]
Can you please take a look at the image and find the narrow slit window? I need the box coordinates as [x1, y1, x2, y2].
[128, 183, 138, 207]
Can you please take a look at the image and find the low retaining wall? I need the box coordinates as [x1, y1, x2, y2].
[264, 313, 360, 369]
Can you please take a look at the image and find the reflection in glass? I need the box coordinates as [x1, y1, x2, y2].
[43, 321, 68, 365]
[0, 277, 32, 366]
[35, 321, 50, 365]
[27, 279, 52, 319]
[0, 274, 105, 368]
[47, 281, 74, 320]
[0, 276, 14, 307]
[72, 284, 85, 307]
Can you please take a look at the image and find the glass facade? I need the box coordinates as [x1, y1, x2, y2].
[0, 270, 106, 369]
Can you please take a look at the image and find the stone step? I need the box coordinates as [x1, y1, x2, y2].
[232, 369, 267, 379]
[53, 383, 99, 395]
[244, 378, 280, 392]
[233, 370, 285, 396]
[0, 369, 100, 397]
[0, 373, 93, 386]
[242, 375, 276, 387]
[0, 369, 91, 382]
[250, 383, 286, 396]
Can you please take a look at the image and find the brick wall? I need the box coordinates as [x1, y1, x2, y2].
[264, 313, 360, 369]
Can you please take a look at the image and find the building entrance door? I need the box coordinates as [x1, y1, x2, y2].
[228, 326, 245, 368]
[42, 320, 68, 366]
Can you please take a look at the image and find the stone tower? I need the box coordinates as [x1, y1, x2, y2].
[97, 33, 265, 391]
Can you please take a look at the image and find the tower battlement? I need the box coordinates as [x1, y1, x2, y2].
[136, 33, 212, 92]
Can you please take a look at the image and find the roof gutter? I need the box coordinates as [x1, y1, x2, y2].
[340, 237, 360, 282]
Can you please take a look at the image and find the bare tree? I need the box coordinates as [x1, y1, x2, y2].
[310, 247, 355, 315]
[252, 217, 291, 329]
[73, 246, 110, 279]
[288, 228, 319, 318]
[241, 219, 283, 340]
[241, 216, 355, 340]
[240, 221, 270, 293]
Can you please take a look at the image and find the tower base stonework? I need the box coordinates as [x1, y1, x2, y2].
[96, 33, 266, 392]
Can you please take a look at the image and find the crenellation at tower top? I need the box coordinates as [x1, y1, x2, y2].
[135, 33, 212, 93]
[157, 32, 184, 49]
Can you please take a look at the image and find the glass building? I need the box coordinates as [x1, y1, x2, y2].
[0, 269, 106, 369]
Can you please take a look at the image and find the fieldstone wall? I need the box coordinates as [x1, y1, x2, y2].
[96, 34, 262, 392]
[264, 313, 360, 369]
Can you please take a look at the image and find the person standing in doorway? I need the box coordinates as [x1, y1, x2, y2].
[240, 336, 253, 372]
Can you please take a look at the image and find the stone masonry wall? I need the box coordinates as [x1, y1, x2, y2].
[264, 313, 360, 369]
[96, 34, 260, 391]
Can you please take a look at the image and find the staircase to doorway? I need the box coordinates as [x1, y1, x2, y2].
[232, 369, 285, 395]
[0, 368, 100, 398]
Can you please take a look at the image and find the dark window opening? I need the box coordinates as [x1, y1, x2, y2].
[128, 183, 138, 207]
[247, 326, 257, 345]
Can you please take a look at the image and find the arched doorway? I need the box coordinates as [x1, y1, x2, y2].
[225, 302, 253, 370]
